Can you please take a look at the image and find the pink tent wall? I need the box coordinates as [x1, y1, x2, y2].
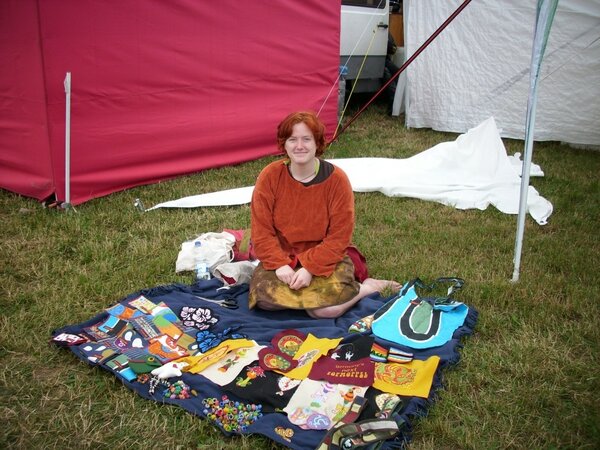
[0, 0, 340, 205]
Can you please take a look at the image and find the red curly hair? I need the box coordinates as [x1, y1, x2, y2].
[276, 111, 327, 157]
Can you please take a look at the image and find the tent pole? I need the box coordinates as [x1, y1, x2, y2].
[512, 0, 558, 282]
[512, 103, 538, 282]
[63, 72, 72, 210]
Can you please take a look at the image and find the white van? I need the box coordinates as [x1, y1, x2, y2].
[340, 0, 391, 93]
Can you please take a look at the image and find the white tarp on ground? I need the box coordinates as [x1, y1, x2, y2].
[404, 0, 600, 146]
[148, 117, 552, 225]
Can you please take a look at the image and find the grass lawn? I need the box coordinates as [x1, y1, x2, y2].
[1, 103, 599, 449]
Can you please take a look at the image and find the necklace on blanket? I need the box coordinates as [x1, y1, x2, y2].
[290, 159, 319, 182]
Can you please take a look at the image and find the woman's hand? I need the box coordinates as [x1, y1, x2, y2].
[289, 267, 313, 290]
[275, 265, 296, 285]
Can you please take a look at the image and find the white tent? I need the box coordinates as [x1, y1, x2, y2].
[398, 0, 568, 281]
[402, 0, 600, 147]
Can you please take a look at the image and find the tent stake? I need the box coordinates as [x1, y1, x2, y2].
[62, 72, 72, 210]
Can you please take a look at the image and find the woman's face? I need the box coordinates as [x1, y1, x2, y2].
[284, 122, 317, 165]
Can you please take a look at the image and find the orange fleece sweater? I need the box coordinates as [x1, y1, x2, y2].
[250, 159, 355, 277]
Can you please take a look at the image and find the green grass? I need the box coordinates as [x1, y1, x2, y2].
[1, 102, 599, 449]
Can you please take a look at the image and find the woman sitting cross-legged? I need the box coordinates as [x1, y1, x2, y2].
[248, 111, 401, 319]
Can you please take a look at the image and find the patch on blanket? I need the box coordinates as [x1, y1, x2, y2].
[52, 278, 478, 449]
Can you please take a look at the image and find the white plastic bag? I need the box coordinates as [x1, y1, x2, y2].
[175, 231, 235, 273]
[213, 261, 258, 286]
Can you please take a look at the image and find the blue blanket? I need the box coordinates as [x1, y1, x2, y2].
[53, 278, 478, 449]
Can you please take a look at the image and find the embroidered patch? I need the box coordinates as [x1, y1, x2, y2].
[176, 328, 200, 355]
[258, 350, 297, 372]
[348, 314, 374, 333]
[129, 315, 161, 340]
[387, 347, 413, 363]
[129, 295, 159, 314]
[196, 326, 247, 353]
[273, 329, 306, 356]
[372, 356, 440, 398]
[152, 309, 183, 339]
[306, 413, 331, 430]
[178, 339, 255, 374]
[105, 303, 144, 320]
[309, 335, 376, 385]
[105, 354, 137, 382]
[235, 365, 266, 387]
[128, 354, 162, 374]
[201, 343, 265, 386]
[308, 356, 374, 387]
[370, 342, 388, 362]
[51, 332, 88, 347]
[277, 376, 301, 394]
[284, 379, 368, 430]
[274, 426, 294, 442]
[257, 329, 306, 373]
[374, 393, 402, 419]
[83, 315, 129, 341]
[114, 328, 145, 350]
[221, 367, 301, 414]
[78, 342, 117, 365]
[147, 334, 188, 363]
[179, 306, 218, 330]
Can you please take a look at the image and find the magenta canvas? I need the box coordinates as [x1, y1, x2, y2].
[0, 1, 340, 205]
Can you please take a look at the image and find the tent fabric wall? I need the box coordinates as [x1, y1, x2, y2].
[0, 1, 55, 201]
[404, 0, 600, 146]
[0, 1, 340, 205]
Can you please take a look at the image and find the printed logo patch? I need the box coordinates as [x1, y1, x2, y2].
[179, 306, 218, 330]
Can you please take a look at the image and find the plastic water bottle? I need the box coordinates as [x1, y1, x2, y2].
[193, 241, 210, 281]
